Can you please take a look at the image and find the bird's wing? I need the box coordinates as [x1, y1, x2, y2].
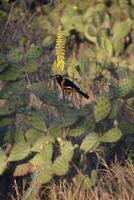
[64, 78, 80, 90]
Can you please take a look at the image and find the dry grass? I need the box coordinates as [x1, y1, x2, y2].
[9, 161, 134, 200]
[43, 161, 134, 200]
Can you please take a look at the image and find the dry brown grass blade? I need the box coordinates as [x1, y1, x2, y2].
[44, 161, 134, 200]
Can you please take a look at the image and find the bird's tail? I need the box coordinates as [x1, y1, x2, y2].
[77, 90, 89, 99]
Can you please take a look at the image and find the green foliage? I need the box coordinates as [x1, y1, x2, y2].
[101, 128, 122, 143]
[0, 149, 7, 175]
[100, 33, 113, 58]
[68, 125, 85, 137]
[25, 111, 47, 132]
[0, 102, 13, 116]
[0, 117, 13, 127]
[94, 96, 111, 122]
[0, 0, 134, 197]
[81, 133, 100, 152]
[73, 170, 97, 189]
[30, 142, 53, 167]
[22, 61, 38, 73]
[7, 48, 23, 64]
[28, 83, 59, 106]
[131, 0, 134, 5]
[119, 121, 134, 135]
[48, 124, 63, 138]
[84, 24, 97, 43]
[24, 128, 45, 146]
[31, 136, 54, 152]
[8, 142, 30, 162]
[108, 102, 119, 119]
[112, 19, 132, 55]
[118, 77, 133, 97]
[0, 65, 20, 81]
[36, 166, 52, 184]
[0, 55, 8, 73]
[52, 140, 75, 176]
[67, 58, 80, 79]
[8, 132, 31, 161]
[25, 45, 43, 60]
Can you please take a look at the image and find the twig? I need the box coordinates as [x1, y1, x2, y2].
[2, 3, 14, 37]
[14, 179, 21, 200]
[25, 72, 31, 86]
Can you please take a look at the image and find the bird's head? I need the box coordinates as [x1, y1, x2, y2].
[50, 74, 63, 81]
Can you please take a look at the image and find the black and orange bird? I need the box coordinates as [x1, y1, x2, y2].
[51, 74, 89, 99]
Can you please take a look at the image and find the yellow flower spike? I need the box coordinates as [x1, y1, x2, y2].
[55, 25, 65, 73]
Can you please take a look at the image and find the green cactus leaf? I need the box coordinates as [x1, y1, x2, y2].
[32, 136, 54, 152]
[25, 45, 43, 60]
[0, 65, 20, 81]
[0, 117, 14, 127]
[28, 83, 59, 106]
[0, 149, 7, 175]
[83, 4, 104, 21]
[73, 170, 97, 188]
[22, 61, 38, 73]
[68, 125, 85, 137]
[108, 102, 119, 119]
[52, 161, 69, 176]
[42, 36, 53, 47]
[0, 55, 8, 73]
[49, 124, 63, 138]
[52, 141, 74, 176]
[8, 141, 31, 162]
[80, 133, 100, 152]
[131, 0, 134, 5]
[7, 48, 23, 64]
[30, 153, 45, 167]
[118, 77, 133, 97]
[119, 121, 134, 135]
[62, 13, 84, 33]
[36, 166, 52, 184]
[73, 173, 92, 189]
[7, 130, 31, 162]
[94, 96, 111, 122]
[71, 15, 84, 33]
[101, 128, 122, 143]
[112, 19, 132, 40]
[63, 112, 80, 127]
[91, 170, 97, 186]
[67, 58, 80, 79]
[30, 143, 53, 167]
[101, 34, 113, 58]
[84, 23, 97, 43]
[112, 18, 132, 55]
[0, 102, 13, 116]
[96, 47, 107, 63]
[84, 118, 95, 132]
[25, 111, 47, 132]
[40, 143, 53, 166]
[25, 129, 45, 147]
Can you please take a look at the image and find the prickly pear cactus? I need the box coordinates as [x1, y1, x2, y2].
[0, 65, 20, 81]
[7, 48, 23, 64]
[101, 128, 122, 143]
[118, 77, 133, 97]
[25, 45, 43, 60]
[94, 96, 111, 122]
[52, 140, 75, 176]
[0, 149, 7, 175]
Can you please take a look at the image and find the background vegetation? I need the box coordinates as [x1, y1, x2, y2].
[0, 0, 134, 199]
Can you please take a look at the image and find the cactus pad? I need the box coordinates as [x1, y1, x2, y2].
[94, 96, 111, 122]
[118, 77, 133, 97]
